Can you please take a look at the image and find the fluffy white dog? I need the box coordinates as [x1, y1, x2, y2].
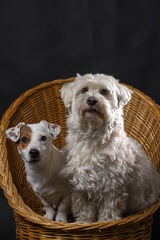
[6, 120, 70, 222]
[60, 73, 160, 223]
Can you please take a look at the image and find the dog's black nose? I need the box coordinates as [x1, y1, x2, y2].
[29, 149, 40, 159]
[87, 97, 98, 106]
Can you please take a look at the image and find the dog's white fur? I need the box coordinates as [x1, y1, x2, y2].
[6, 120, 70, 222]
[60, 73, 160, 223]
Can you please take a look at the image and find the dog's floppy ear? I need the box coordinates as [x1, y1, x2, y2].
[41, 120, 61, 139]
[6, 122, 25, 142]
[116, 83, 133, 107]
[60, 81, 75, 108]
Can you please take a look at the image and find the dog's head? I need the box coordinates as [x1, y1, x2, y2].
[61, 73, 132, 133]
[6, 121, 61, 164]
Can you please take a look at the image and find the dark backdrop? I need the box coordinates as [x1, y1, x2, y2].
[0, 1, 159, 239]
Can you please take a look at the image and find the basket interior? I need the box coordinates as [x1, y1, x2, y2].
[3, 78, 160, 217]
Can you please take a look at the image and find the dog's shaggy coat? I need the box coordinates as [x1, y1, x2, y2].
[60, 73, 160, 223]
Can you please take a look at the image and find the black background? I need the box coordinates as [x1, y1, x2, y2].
[0, 1, 159, 239]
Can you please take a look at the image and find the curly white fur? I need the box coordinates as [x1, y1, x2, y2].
[61, 73, 160, 223]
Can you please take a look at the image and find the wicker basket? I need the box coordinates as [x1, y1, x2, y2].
[0, 77, 160, 240]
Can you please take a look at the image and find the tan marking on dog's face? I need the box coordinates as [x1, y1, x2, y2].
[17, 125, 32, 150]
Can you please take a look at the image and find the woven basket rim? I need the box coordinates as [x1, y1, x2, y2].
[0, 77, 160, 231]
[1, 77, 160, 121]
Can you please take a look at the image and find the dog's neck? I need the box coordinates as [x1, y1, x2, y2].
[67, 119, 125, 146]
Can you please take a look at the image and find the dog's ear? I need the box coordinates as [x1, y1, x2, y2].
[60, 81, 75, 108]
[76, 73, 81, 77]
[41, 120, 61, 139]
[5, 122, 25, 142]
[116, 83, 133, 107]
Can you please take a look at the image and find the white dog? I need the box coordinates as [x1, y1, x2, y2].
[6, 120, 70, 222]
[60, 73, 160, 223]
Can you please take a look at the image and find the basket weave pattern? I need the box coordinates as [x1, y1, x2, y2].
[0, 78, 160, 239]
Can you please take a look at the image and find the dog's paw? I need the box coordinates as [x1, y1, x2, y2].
[43, 207, 46, 213]
[55, 212, 67, 223]
[43, 208, 56, 221]
[98, 215, 121, 222]
[43, 213, 53, 221]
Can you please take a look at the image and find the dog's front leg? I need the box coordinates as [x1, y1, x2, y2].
[55, 193, 70, 223]
[97, 192, 127, 222]
[72, 190, 97, 223]
[35, 192, 56, 221]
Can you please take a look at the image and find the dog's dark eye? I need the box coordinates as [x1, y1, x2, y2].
[21, 137, 28, 144]
[40, 136, 47, 142]
[81, 87, 88, 94]
[100, 89, 108, 96]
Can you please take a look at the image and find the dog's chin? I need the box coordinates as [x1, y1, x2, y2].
[27, 158, 41, 164]
[82, 108, 103, 120]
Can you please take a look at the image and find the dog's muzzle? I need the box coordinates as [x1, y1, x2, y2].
[87, 97, 98, 106]
[82, 96, 103, 118]
[29, 149, 40, 162]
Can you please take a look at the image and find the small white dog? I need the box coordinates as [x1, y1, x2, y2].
[60, 73, 160, 223]
[6, 120, 70, 222]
